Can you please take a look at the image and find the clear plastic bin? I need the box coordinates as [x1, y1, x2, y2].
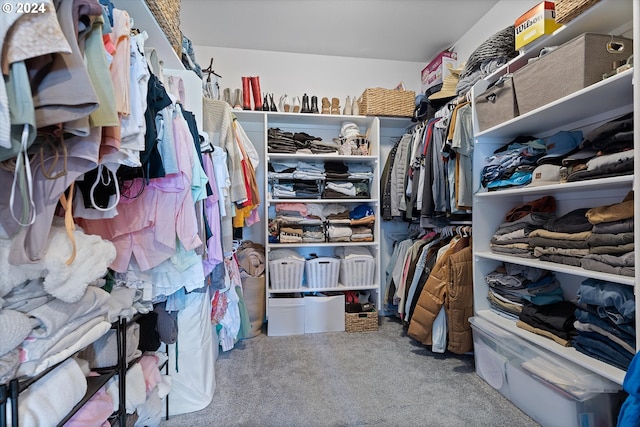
[470, 316, 624, 427]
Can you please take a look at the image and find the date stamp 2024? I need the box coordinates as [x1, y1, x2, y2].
[2, 2, 47, 13]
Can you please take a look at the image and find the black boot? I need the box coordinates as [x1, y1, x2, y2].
[311, 96, 319, 114]
[269, 94, 277, 111]
[301, 93, 311, 113]
[262, 94, 270, 111]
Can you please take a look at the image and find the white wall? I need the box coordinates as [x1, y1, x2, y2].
[193, 45, 423, 106]
[453, 0, 540, 63]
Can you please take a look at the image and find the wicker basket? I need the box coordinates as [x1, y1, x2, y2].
[145, 0, 183, 58]
[345, 309, 379, 332]
[555, 0, 601, 25]
[359, 88, 415, 117]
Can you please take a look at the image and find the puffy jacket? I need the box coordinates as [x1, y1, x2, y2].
[407, 237, 473, 354]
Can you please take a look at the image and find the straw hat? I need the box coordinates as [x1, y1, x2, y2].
[428, 75, 459, 100]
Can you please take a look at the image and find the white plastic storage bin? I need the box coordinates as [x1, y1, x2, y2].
[304, 293, 345, 333]
[469, 316, 624, 427]
[305, 257, 340, 289]
[267, 297, 305, 336]
[268, 258, 305, 290]
[336, 246, 375, 286]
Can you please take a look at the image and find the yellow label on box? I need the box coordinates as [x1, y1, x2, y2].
[515, 1, 562, 50]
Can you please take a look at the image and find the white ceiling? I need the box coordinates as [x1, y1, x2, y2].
[180, 0, 500, 63]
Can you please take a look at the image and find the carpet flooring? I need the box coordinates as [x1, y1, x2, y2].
[160, 316, 539, 427]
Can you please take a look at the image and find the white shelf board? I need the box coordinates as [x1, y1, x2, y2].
[269, 284, 379, 294]
[111, 0, 183, 70]
[475, 70, 633, 139]
[268, 198, 377, 204]
[268, 153, 377, 162]
[268, 241, 377, 249]
[475, 251, 635, 286]
[475, 175, 634, 198]
[476, 310, 626, 385]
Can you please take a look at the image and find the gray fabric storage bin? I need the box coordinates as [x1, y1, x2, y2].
[475, 75, 519, 131]
[513, 33, 632, 115]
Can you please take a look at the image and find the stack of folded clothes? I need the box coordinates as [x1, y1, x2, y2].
[529, 207, 592, 267]
[573, 278, 635, 370]
[484, 263, 563, 320]
[323, 204, 375, 242]
[482, 131, 583, 190]
[271, 203, 324, 243]
[581, 191, 634, 277]
[269, 161, 325, 199]
[349, 205, 375, 242]
[517, 300, 578, 347]
[267, 128, 341, 154]
[562, 112, 634, 182]
[489, 195, 556, 258]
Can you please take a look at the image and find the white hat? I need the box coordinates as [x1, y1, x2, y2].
[527, 164, 561, 187]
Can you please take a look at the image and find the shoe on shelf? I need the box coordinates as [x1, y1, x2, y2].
[301, 93, 311, 113]
[292, 96, 301, 113]
[311, 96, 319, 114]
[343, 96, 352, 115]
[280, 94, 290, 112]
[269, 93, 277, 111]
[241, 77, 251, 110]
[262, 93, 270, 111]
[222, 88, 232, 106]
[331, 97, 340, 115]
[233, 88, 243, 110]
[321, 97, 330, 114]
[352, 96, 360, 115]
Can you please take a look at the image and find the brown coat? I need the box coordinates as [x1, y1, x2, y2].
[407, 237, 473, 354]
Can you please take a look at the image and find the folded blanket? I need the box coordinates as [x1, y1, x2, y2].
[28, 286, 110, 338]
[1, 221, 117, 303]
[78, 322, 141, 369]
[64, 382, 113, 427]
[0, 308, 33, 356]
[18, 320, 112, 377]
[10, 358, 87, 427]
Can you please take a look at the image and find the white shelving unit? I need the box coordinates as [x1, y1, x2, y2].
[234, 111, 383, 319]
[471, 0, 636, 386]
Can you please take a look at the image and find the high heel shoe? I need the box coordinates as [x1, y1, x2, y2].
[262, 93, 270, 111]
[311, 96, 319, 114]
[269, 93, 277, 112]
[292, 96, 301, 113]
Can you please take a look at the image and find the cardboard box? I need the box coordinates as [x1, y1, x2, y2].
[421, 51, 457, 93]
[304, 294, 345, 333]
[267, 297, 305, 336]
[513, 33, 633, 115]
[515, 1, 562, 50]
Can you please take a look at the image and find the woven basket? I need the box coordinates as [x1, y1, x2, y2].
[359, 88, 415, 117]
[145, 0, 182, 58]
[555, 0, 601, 25]
[345, 309, 378, 332]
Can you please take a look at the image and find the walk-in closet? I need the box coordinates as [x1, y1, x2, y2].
[0, 0, 638, 426]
